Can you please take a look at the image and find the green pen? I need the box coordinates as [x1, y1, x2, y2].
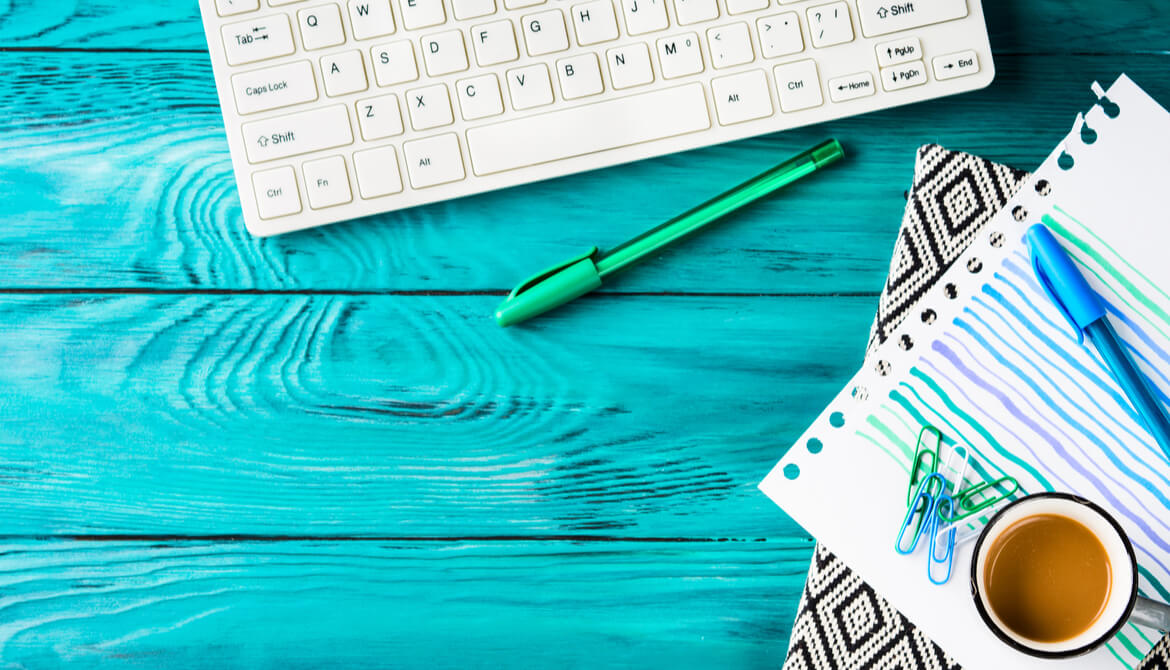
[494, 138, 845, 327]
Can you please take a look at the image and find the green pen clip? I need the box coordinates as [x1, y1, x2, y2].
[495, 139, 845, 327]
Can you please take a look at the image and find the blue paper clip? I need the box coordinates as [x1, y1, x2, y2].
[895, 472, 946, 555]
[928, 494, 956, 585]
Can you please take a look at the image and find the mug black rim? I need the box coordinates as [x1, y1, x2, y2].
[968, 492, 1139, 659]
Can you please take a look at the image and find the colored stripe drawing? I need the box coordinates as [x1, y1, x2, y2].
[857, 206, 1170, 667]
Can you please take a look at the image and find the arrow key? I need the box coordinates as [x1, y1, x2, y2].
[932, 50, 980, 81]
[828, 71, 874, 102]
[880, 59, 926, 91]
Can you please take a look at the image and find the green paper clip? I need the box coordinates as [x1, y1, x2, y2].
[907, 426, 941, 506]
[943, 476, 1020, 522]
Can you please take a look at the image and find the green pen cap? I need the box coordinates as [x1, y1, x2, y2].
[495, 247, 603, 327]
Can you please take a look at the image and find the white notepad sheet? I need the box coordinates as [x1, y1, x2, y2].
[762, 75, 1170, 669]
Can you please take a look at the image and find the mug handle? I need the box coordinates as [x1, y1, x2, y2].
[1132, 596, 1170, 632]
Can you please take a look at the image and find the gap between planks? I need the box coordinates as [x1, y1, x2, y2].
[0, 288, 880, 297]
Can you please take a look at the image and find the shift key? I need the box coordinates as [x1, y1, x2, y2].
[856, 0, 967, 37]
[242, 105, 354, 163]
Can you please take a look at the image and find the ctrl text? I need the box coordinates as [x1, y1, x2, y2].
[267, 186, 285, 198]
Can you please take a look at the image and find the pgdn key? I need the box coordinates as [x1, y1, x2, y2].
[881, 60, 926, 91]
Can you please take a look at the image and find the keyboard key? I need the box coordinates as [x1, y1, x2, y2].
[321, 50, 369, 96]
[421, 29, 469, 76]
[707, 23, 753, 69]
[216, 0, 260, 16]
[406, 83, 455, 129]
[303, 155, 353, 209]
[875, 36, 921, 67]
[712, 69, 772, 125]
[505, 0, 546, 8]
[933, 50, 980, 80]
[466, 83, 710, 175]
[556, 54, 604, 99]
[571, 1, 620, 46]
[400, 0, 446, 30]
[621, 0, 669, 36]
[606, 43, 654, 89]
[456, 74, 505, 120]
[253, 166, 302, 219]
[221, 15, 296, 66]
[857, 0, 967, 37]
[348, 0, 396, 40]
[773, 59, 822, 111]
[299, 4, 347, 50]
[757, 12, 802, 58]
[827, 71, 875, 101]
[657, 32, 703, 79]
[454, 0, 497, 20]
[673, 0, 718, 25]
[471, 20, 520, 66]
[726, 0, 767, 15]
[353, 146, 404, 198]
[404, 134, 466, 188]
[522, 10, 569, 56]
[882, 59, 927, 90]
[506, 64, 555, 109]
[807, 2, 852, 47]
[371, 41, 419, 86]
[232, 60, 319, 115]
[356, 93, 405, 139]
[242, 105, 354, 163]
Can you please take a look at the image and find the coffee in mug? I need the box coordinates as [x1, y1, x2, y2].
[971, 493, 1170, 658]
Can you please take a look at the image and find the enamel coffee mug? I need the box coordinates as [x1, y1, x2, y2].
[970, 493, 1170, 658]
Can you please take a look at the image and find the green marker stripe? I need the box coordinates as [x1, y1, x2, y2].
[1046, 211, 1170, 337]
[1139, 565, 1170, 602]
[889, 384, 1003, 486]
[902, 368, 1052, 489]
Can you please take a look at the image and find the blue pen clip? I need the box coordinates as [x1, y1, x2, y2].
[1026, 223, 1106, 345]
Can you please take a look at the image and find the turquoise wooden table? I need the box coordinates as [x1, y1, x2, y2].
[1, 2, 1167, 667]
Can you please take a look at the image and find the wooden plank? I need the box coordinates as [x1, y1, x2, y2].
[0, 539, 811, 667]
[0, 1, 1164, 52]
[0, 293, 872, 536]
[2, 54, 1166, 291]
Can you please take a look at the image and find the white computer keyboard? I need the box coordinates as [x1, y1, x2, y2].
[199, 0, 994, 236]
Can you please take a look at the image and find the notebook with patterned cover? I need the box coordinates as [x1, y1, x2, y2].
[781, 143, 1169, 670]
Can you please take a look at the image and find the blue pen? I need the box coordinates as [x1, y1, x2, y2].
[1026, 224, 1170, 463]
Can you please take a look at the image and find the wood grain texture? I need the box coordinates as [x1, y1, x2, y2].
[0, 539, 811, 668]
[2, 53, 1168, 291]
[0, 293, 871, 536]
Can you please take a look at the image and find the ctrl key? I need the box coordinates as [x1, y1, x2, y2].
[252, 166, 302, 219]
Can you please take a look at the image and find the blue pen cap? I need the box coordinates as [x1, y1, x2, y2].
[1025, 224, 1106, 343]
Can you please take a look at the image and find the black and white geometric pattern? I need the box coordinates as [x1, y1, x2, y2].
[868, 144, 1029, 354]
[785, 145, 1169, 670]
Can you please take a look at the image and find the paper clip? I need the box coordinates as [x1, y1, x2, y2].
[896, 472, 946, 555]
[939, 443, 969, 496]
[945, 476, 1020, 522]
[907, 426, 941, 506]
[934, 498, 1011, 550]
[928, 494, 956, 585]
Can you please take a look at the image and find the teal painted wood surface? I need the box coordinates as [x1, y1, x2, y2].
[0, 1, 1167, 667]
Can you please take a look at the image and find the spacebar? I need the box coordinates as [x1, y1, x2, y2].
[466, 83, 711, 176]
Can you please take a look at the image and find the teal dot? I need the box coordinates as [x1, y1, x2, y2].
[830, 412, 845, 428]
[783, 464, 800, 480]
[807, 438, 823, 454]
